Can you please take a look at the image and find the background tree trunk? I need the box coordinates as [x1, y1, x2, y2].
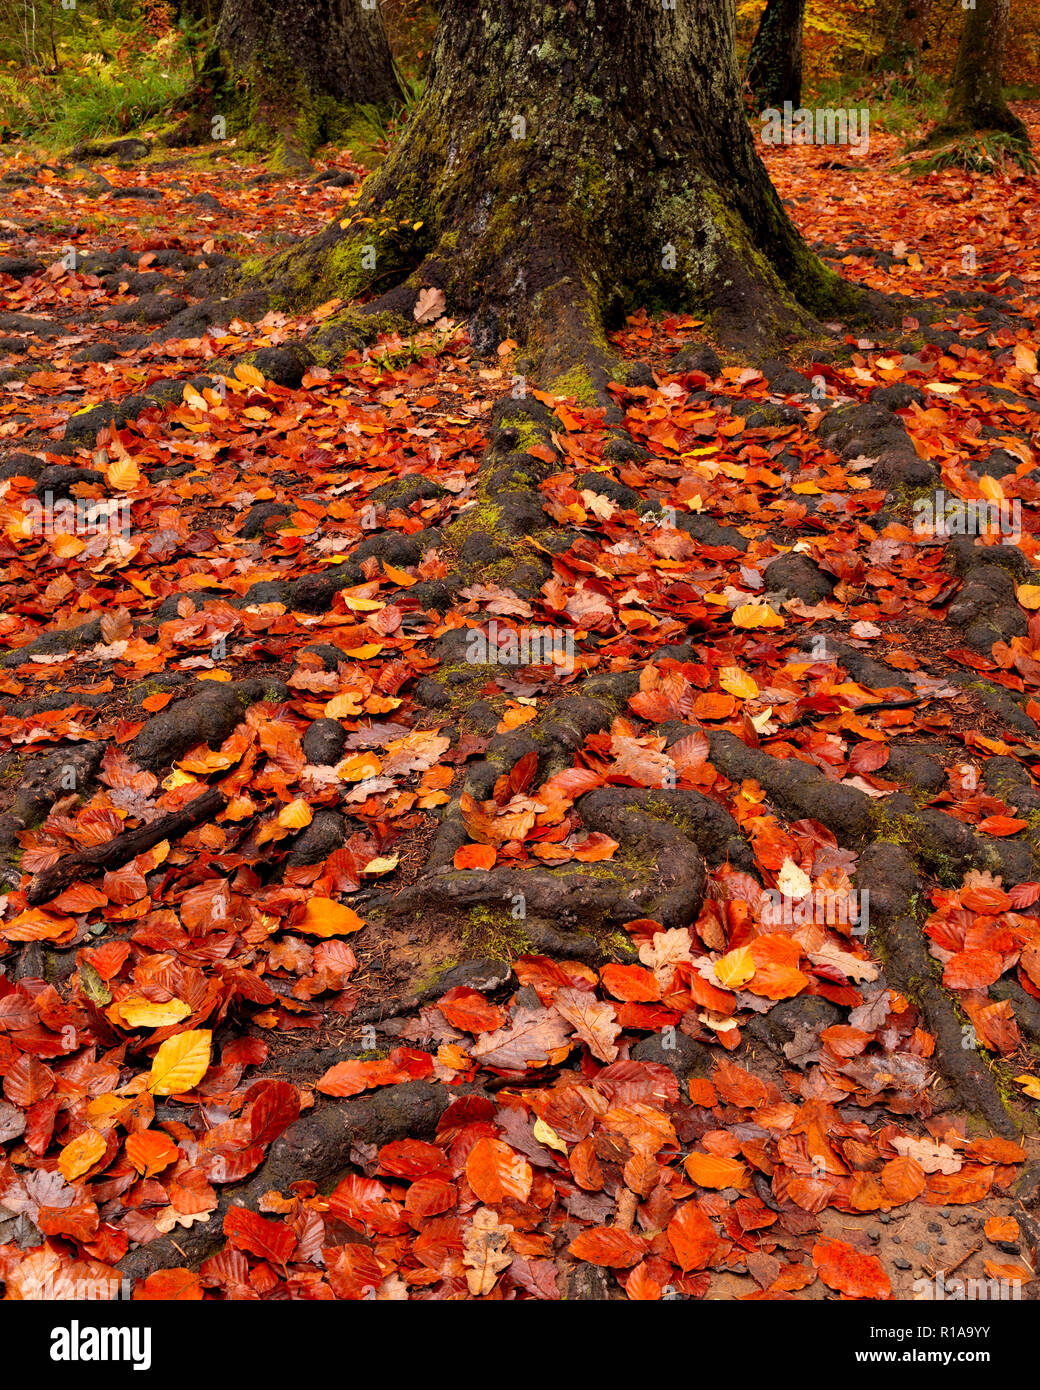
[876, 0, 933, 80]
[265, 0, 865, 392]
[931, 0, 1028, 141]
[745, 0, 806, 108]
[168, 0, 403, 163]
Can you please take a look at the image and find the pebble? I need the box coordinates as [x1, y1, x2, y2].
[894, 1257, 911, 1270]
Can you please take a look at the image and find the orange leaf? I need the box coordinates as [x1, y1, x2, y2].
[684, 1152, 750, 1190]
[667, 1200, 719, 1271]
[125, 1130, 179, 1178]
[465, 1136, 532, 1205]
[812, 1238, 891, 1299]
[568, 1225, 646, 1268]
[297, 898, 365, 937]
[136, 1268, 204, 1300]
[453, 844, 497, 871]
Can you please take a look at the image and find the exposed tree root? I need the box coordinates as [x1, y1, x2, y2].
[116, 1081, 482, 1279]
[24, 785, 224, 907]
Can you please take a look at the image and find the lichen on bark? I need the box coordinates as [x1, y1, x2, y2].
[247, 0, 878, 390]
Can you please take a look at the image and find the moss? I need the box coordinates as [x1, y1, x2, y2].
[444, 498, 504, 548]
[461, 905, 529, 960]
[547, 363, 599, 406]
[867, 802, 957, 886]
[892, 479, 940, 517]
[500, 416, 544, 454]
[413, 956, 459, 994]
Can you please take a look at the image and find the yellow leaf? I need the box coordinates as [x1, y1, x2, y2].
[182, 384, 208, 411]
[196, 670, 232, 682]
[1016, 1074, 1040, 1100]
[1017, 585, 1040, 611]
[231, 363, 266, 389]
[382, 562, 417, 587]
[1014, 343, 1038, 375]
[85, 1094, 132, 1128]
[338, 752, 381, 782]
[718, 667, 759, 700]
[362, 854, 399, 875]
[297, 898, 365, 937]
[106, 456, 141, 491]
[777, 857, 813, 898]
[732, 603, 784, 629]
[714, 946, 755, 990]
[341, 595, 384, 611]
[58, 1128, 106, 1181]
[277, 798, 313, 829]
[161, 769, 198, 791]
[147, 1030, 212, 1096]
[342, 643, 383, 659]
[51, 532, 85, 559]
[437, 1043, 470, 1070]
[110, 996, 191, 1029]
[978, 475, 1005, 502]
[324, 691, 362, 718]
[533, 1117, 568, 1153]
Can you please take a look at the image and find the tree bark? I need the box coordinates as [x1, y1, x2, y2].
[168, 0, 404, 163]
[263, 0, 867, 393]
[876, 0, 933, 79]
[931, 0, 1027, 141]
[745, 0, 806, 108]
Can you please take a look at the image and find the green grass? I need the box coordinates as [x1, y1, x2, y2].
[0, 61, 191, 148]
[0, 6, 196, 150]
[808, 73, 948, 138]
[344, 74, 425, 164]
[903, 130, 1038, 176]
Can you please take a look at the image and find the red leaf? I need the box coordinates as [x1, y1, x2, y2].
[568, 1225, 646, 1267]
[812, 1238, 891, 1298]
[667, 1200, 720, 1271]
[223, 1207, 296, 1266]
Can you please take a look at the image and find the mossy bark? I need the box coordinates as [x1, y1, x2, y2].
[875, 0, 933, 80]
[928, 0, 1028, 143]
[745, 0, 806, 108]
[165, 0, 404, 164]
[256, 0, 869, 390]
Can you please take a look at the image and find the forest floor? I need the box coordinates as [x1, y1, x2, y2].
[0, 108, 1038, 1302]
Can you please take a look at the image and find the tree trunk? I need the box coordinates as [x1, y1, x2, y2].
[168, 0, 403, 163]
[264, 0, 866, 393]
[931, 0, 1027, 141]
[876, 0, 932, 79]
[745, 0, 806, 108]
